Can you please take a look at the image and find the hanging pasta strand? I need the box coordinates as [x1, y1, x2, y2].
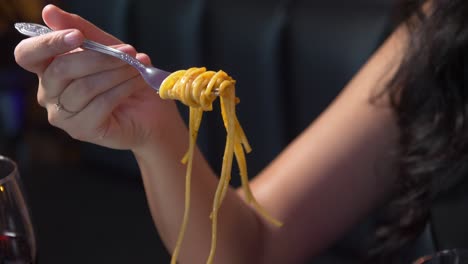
[159, 67, 283, 264]
[170, 107, 203, 264]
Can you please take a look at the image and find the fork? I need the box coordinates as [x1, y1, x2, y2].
[14, 22, 170, 92]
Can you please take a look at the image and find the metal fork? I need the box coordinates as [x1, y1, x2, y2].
[14, 22, 170, 92]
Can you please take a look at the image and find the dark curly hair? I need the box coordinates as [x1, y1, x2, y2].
[367, 0, 468, 262]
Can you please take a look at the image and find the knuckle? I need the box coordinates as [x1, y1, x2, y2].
[137, 53, 151, 65]
[123, 44, 136, 54]
[47, 112, 60, 126]
[46, 33, 67, 54]
[13, 41, 26, 66]
[37, 78, 59, 104]
[14, 40, 39, 71]
[126, 44, 136, 50]
[113, 44, 137, 59]
[37, 90, 47, 107]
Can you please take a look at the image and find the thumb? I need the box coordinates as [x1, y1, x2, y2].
[42, 4, 123, 46]
[14, 29, 84, 74]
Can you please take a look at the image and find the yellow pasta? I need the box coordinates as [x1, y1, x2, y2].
[159, 67, 283, 264]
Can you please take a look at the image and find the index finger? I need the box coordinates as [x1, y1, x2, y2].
[14, 29, 84, 74]
[42, 4, 122, 46]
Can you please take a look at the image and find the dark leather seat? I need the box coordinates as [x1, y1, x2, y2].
[59, 0, 437, 262]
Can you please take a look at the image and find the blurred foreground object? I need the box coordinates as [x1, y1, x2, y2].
[0, 0, 43, 34]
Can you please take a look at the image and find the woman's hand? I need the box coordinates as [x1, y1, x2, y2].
[14, 4, 180, 150]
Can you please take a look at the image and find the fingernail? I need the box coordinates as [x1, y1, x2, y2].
[64, 31, 81, 46]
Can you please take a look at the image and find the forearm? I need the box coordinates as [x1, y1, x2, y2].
[132, 110, 263, 264]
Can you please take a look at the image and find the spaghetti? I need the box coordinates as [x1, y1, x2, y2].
[159, 67, 283, 264]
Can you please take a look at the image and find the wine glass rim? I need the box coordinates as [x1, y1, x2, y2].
[0, 155, 18, 185]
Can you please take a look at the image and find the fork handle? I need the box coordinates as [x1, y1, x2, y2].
[80, 40, 147, 73]
[14, 22, 148, 74]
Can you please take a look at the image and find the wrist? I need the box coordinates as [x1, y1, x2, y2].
[131, 106, 189, 162]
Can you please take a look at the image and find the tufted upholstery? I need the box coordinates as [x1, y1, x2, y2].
[60, 0, 437, 263]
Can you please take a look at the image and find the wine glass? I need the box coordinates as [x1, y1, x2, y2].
[0, 155, 37, 264]
[413, 249, 468, 264]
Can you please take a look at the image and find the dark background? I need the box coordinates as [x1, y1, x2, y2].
[1, 0, 466, 263]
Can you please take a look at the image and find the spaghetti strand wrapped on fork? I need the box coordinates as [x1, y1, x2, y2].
[159, 67, 282, 264]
